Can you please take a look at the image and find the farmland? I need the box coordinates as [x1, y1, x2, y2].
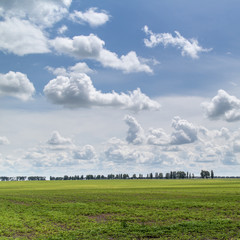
[0, 179, 239, 239]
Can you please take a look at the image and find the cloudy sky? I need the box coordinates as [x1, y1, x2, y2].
[1, 0, 240, 177]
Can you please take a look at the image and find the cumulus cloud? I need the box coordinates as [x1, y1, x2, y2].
[215, 127, 230, 139]
[47, 62, 93, 76]
[202, 90, 240, 122]
[23, 132, 98, 167]
[0, 71, 35, 101]
[0, 0, 71, 28]
[50, 34, 104, 59]
[0, 17, 50, 55]
[124, 115, 145, 145]
[170, 117, 198, 145]
[146, 117, 198, 146]
[99, 49, 153, 73]
[70, 7, 110, 27]
[143, 25, 211, 59]
[73, 145, 96, 160]
[147, 128, 170, 146]
[104, 138, 160, 164]
[0, 136, 10, 145]
[25, 150, 76, 168]
[47, 131, 72, 146]
[44, 73, 160, 111]
[58, 25, 68, 35]
[50, 34, 153, 73]
[69, 62, 94, 74]
[0, 0, 71, 55]
[104, 138, 131, 163]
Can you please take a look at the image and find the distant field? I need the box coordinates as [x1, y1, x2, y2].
[0, 179, 239, 239]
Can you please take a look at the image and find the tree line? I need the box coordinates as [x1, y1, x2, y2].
[49, 170, 211, 181]
[1, 170, 240, 181]
[0, 176, 46, 181]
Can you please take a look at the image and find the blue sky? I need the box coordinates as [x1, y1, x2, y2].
[0, 0, 240, 177]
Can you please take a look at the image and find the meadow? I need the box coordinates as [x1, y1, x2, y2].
[0, 179, 239, 239]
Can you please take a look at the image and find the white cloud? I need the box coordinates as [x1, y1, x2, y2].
[170, 117, 198, 145]
[0, 71, 35, 101]
[25, 149, 75, 168]
[70, 7, 110, 27]
[147, 128, 170, 146]
[58, 25, 68, 35]
[0, 0, 71, 28]
[0, 18, 50, 55]
[98, 50, 153, 73]
[69, 62, 94, 74]
[103, 138, 160, 165]
[146, 116, 198, 146]
[47, 62, 93, 76]
[50, 34, 104, 59]
[0, 136, 10, 145]
[73, 145, 96, 160]
[44, 73, 160, 111]
[23, 132, 98, 168]
[0, 0, 71, 55]
[124, 115, 145, 145]
[215, 127, 230, 139]
[202, 89, 240, 122]
[47, 131, 72, 146]
[143, 25, 211, 59]
[104, 139, 135, 163]
[50, 34, 153, 73]
[46, 67, 68, 77]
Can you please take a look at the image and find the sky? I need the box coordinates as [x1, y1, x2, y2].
[0, 0, 240, 177]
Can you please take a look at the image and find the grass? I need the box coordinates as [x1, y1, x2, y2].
[0, 179, 239, 239]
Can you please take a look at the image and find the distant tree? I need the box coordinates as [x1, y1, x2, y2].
[132, 174, 137, 179]
[139, 174, 143, 179]
[149, 173, 153, 179]
[0, 176, 9, 181]
[165, 173, 170, 179]
[211, 170, 214, 179]
[28, 176, 46, 181]
[123, 174, 129, 179]
[200, 170, 210, 179]
[16, 176, 27, 181]
[176, 171, 186, 179]
[86, 175, 94, 180]
[159, 173, 163, 179]
[74, 175, 80, 180]
[172, 171, 177, 179]
[107, 174, 115, 179]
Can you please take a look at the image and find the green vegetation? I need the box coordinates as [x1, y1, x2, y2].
[0, 179, 239, 239]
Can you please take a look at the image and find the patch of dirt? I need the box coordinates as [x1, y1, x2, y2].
[8, 199, 32, 206]
[88, 213, 116, 223]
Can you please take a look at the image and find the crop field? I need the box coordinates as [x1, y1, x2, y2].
[0, 179, 239, 240]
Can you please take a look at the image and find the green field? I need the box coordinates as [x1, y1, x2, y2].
[0, 179, 239, 239]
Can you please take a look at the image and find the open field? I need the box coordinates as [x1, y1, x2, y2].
[0, 179, 239, 239]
